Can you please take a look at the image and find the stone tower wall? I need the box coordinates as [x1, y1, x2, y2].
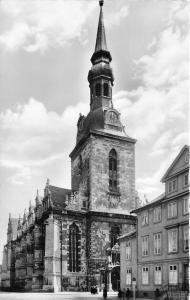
[89, 134, 135, 212]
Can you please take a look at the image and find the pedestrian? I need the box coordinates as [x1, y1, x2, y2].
[103, 286, 107, 299]
[126, 288, 130, 300]
[155, 288, 160, 299]
[118, 288, 122, 298]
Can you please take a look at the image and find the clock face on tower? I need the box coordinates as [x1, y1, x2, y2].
[107, 111, 118, 124]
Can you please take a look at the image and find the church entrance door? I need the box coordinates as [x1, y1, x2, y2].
[111, 266, 120, 291]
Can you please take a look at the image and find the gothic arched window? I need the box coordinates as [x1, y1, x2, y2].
[109, 149, 117, 192]
[95, 83, 101, 97]
[69, 223, 80, 272]
[110, 225, 120, 248]
[103, 83, 109, 97]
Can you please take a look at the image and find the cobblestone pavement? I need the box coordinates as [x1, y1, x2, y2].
[0, 292, 153, 300]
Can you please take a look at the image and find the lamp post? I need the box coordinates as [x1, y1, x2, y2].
[105, 247, 112, 292]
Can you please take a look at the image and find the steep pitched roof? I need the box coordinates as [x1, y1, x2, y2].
[49, 185, 71, 210]
[161, 145, 189, 182]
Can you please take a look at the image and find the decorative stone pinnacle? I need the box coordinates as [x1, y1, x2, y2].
[99, 0, 104, 7]
[46, 178, 50, 187]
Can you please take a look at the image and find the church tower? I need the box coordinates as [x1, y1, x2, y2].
[70, 0, 136, 214]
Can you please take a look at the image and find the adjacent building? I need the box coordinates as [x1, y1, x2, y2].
[1, 1, 137, 292]
[0, 265, 2, 289]
[119, 145, 189, 298]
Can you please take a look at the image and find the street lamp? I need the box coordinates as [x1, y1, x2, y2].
[105, 247, 112, 292]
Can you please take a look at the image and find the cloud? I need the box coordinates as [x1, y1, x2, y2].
[0, 98, 89, 185]
[0, 0, 97, 53]
[105, 6, 128, 27]
[113, 1, 189, 200]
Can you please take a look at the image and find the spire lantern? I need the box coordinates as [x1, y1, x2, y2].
[88, 0, 114, 112]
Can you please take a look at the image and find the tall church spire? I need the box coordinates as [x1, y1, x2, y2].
[88, 0, 114, 113]
[94, 0, 107, 53]
[74, 0, 125, 146]
[90, 0, 112, 65]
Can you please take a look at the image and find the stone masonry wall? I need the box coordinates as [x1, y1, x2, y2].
[89, 135, 135, 213]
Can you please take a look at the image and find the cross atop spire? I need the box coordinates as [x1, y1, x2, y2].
[95, 0, 107, 53]
[99, 0, 104, 7]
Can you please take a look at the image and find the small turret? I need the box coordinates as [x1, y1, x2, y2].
[35, 189, 41, 206]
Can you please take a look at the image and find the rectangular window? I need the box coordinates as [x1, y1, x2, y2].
[183, 226, 189, 251]
[169, 181, 172, 193]
[169, 265, 178, 284]
[155, 266, 162, 285]
[168, 202, 177, 218]
[154, 233, 161, 255]
[183, 198, 189, 215]
[168, 179, 177, 193]
[126, 241, 131, 260]
[142, 236, 149, 256]
[82, 200, 86, 209]
[168, 229, 178, 253]
[142, 267, 149, 285]
[142, 211, 148, 226]
[126, 268, 132, 285]
[183, 173, 189, 187]
[154, 206, 161, 223]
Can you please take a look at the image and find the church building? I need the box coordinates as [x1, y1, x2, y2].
[1, 0, 137, 292]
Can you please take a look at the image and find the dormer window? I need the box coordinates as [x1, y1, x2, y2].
[95, 83, 101, 96]
[103, 82, 109, 97]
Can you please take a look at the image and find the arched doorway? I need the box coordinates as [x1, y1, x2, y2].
[111, 266, 120, 291]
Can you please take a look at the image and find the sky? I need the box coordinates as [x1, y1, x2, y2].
[0, 0, 189, 262]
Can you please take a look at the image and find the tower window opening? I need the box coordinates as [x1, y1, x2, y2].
[95, 83, 101, 96]
[109, 149, 117, 192]
[103, 83, 109, 97]
[69, 223, 80, 272]
[110, 225, 120, 248]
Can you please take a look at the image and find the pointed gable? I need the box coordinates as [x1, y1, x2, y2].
[161, 145, 189, 182]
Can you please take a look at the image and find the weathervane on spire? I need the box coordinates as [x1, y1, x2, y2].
[99, 0, 104, 7]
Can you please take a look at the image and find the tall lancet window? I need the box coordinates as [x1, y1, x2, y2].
[69, 223, 80, 272]
[109, 149, 117, 192]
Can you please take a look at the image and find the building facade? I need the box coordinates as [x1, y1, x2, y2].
[119, 145, 189, 298]
[1, 1, 137, 292]
[0, 265, 2, 289]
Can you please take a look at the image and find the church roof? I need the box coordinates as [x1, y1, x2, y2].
[49, 185, 71, 210]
